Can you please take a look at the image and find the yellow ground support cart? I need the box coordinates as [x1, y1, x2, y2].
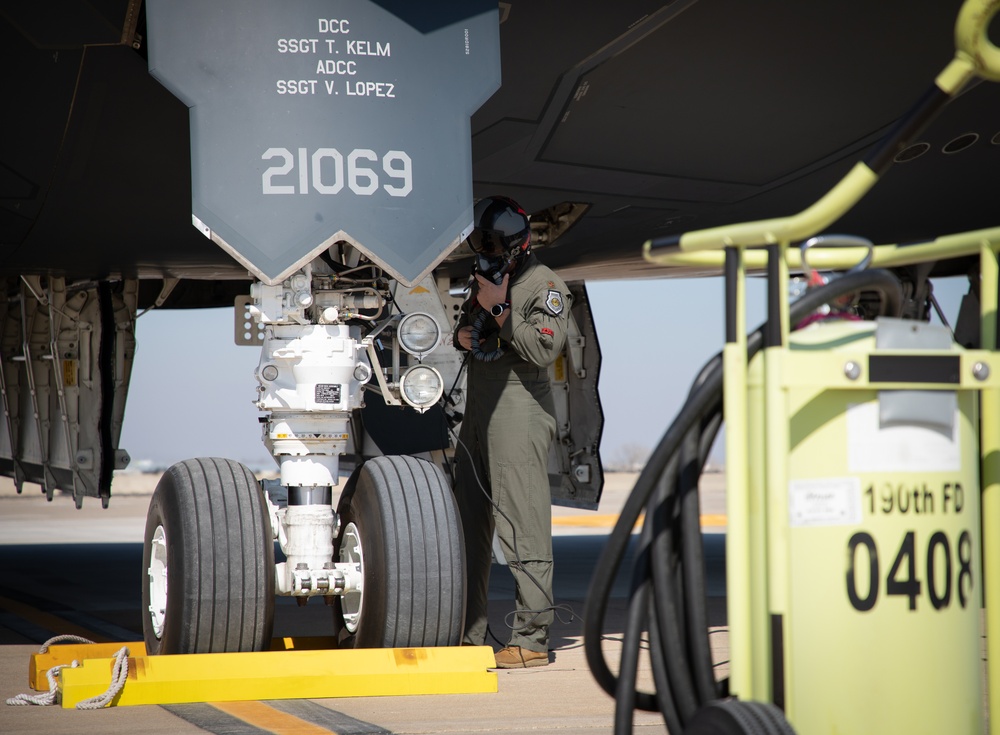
[585, 1, 1000, 732]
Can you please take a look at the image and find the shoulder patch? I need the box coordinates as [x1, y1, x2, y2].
[545, 289, 565, 315]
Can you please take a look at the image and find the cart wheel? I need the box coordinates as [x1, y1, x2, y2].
[334, 455, 465, 648]
[685, 699, 796, 734]
[141, 458, 275, 654]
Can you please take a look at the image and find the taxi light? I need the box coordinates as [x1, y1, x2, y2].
[398, 312, 441, 358]
[399, 365, 443, 412]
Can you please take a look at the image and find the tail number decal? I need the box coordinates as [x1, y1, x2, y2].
[262, 147, 412, 197]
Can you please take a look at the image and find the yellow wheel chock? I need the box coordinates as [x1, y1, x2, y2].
[27, 640, 497, 708]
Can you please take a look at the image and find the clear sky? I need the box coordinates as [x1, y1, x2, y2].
[119, 273, 970, 472]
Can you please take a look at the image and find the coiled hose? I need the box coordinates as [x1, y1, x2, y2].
[470, 310, 504, 362]
[583, 269, 904, 734]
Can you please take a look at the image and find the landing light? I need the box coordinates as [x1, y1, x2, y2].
[399, 365, 443, 412]
[398, 312, 440, 358]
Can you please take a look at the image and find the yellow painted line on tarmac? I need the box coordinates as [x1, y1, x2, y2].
[214, 700, 333, 735]
[0, 594, 112, 643]
[551, 513, 727, 529]
[551, 514, 639, 528]
[165, 700, 391, 735]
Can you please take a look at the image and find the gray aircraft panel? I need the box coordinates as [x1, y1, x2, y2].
[146, 0, 500, 286]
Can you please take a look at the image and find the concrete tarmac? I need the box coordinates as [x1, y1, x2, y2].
[0, 471, 729, 735]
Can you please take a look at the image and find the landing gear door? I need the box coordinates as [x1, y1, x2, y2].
[548, 281, 604, 510]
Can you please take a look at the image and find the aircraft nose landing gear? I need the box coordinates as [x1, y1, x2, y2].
[141, 265, 465, 655]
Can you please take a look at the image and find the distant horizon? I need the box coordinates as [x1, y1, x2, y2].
[118, 275, 970, 472]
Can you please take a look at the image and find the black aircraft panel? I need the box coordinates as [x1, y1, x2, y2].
[2, 0, 999, 296]
[2, 42, 237, 279]
[538, 1, 956, 185]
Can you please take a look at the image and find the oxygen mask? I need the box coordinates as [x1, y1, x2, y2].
[475, 253, 508, 284]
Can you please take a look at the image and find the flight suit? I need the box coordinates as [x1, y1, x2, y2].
[452, 254, 572, 653]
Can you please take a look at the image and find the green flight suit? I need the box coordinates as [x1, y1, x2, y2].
[452, 254, 572, 653]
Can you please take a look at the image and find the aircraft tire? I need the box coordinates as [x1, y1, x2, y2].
[141, 457, 275, 655]
[685, 699, 797, 734]
[334, 455, 464, 648]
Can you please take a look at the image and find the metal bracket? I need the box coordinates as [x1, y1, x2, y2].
[363, 338, 402, 407]
[120, 0, 143, 49]
[234, 295, 265, 346]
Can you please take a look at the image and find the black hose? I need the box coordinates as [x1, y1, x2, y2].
[648, 445, 700, 721]
[470, 310, 504, 361]
[615, 520, 654, 734]
[583, 269, 903, 731]
[646, 594, 683, 734]
[679, 422, 718, 702]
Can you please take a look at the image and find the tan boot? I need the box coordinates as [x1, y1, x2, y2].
[493, 645, 549, 668]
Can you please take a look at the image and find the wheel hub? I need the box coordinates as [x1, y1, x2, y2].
[338, 522, 364, 633]
[147, 524, 168, 639]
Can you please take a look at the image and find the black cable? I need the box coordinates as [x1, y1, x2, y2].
[438, 358, 469, 490]
[503, 604, 576, 634]
[688, 409, 724, 693]
[583, 269, 903, 731]
[647, 453, 699, 719]
[485, 624, 507, 649]
[646, 594, 683, 735]
[615, 517, 654, 735]
[443, 353, 470, 410]
[583, 359, 718, 702]
[678, 420, 718, 702]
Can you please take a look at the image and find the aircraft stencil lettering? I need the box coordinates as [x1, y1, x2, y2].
[259, 147, 412, 197]
[145, 0, 500, 286]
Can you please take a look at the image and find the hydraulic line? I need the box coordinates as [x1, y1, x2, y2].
[583, 269, 904, 731]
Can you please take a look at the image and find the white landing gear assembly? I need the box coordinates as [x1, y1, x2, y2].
[141, 262, 464, 654]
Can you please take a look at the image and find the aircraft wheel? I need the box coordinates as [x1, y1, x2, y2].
[685, 699, 797, 734]
[141, 458, 275, 655]
[334, 455, 464, 648]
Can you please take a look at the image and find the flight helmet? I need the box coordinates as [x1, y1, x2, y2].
[466, 196, 532, 277]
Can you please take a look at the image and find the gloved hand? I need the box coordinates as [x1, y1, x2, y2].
[475, 273, 509, 311]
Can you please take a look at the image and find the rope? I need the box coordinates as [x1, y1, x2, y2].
[75, 646, 129, 709]
[5, 663, 78, 706]
[39, 634, 95, 653]
[4, 635, 130, 709]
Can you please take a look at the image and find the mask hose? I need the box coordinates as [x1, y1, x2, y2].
[469, 310, 504, 362]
